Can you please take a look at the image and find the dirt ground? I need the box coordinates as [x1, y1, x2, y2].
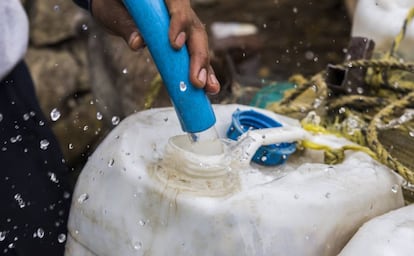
[194, 0, 352, 83]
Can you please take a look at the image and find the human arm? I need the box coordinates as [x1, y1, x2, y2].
[72, 0, 220, 94]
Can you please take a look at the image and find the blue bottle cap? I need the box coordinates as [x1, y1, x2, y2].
[226, 109, 296, 166]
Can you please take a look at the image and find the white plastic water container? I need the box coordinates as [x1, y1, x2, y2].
[352, 0, 414, 59]
[65, 104, 404, 256]
[339, 204, 414, 255]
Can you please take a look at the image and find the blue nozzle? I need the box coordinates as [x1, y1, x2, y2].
[227, 109, 296, 166]
[123, 0, 216, 133]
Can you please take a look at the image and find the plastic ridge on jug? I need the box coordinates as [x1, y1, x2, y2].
[65, 104, 405, 256]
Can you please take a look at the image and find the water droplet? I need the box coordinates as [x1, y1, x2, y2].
[57, 233, 66, 243]
[338, 107, 346, 114]
[50, 108, 61, 121]
[305, 51, 314, 60]
[133, 241, 143, 250]
[8, 243, 15, 249]
[179, 81, 187, 92]
[0, 231, 6, 241]
[294, 194, 299, 199]
[68, 143, 74, 150]
[391, 184, 399, 194]
[77, 193, 89, 203]
[14, 193, 26, 208]
[292, 7, 298, 13]
[37, 228, 44, 238]
[96, 112, 103, 120]
[108, 158, 115, 167]
[260, 156, 268, 162]
[81, 24, 88, 31]
[40, 139, 50, 150]
[53, 5, 60, 12]
[83, 125, 88, 131]
[23, 113, 30, 121]
[139, 219, 146, 226]
[30, 111, 36, 117]
[356, 87, 364, 94]
[48, 172, 59, 183]
[63, 191, 71, 199]
[111, 116, 120, 126]
[10, 136, 19, 143]
[262, 23, 267, 28]
[0, 113, 3, 122]
[409, 130, 414, 137]
[325, 192, 331, 199]
[39, 120, 45, 126]
[122, 68, 128, 74]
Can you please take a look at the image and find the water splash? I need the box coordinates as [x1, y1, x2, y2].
[57, 233, 66, 243]
[36, 228, 45, 238]
[23, 113, 30, 121]
[96, 112, 103, 120]
[50, 108, 61, 121]
[179, 81, 187, 92]
[40, 139, 50, 150]
[10, 135, 22, 144]
[48, 172, 59, 183]
[112, 116, 120, 126]
[139, 219, 146, 226]
[391, 184, 399, 194]
[14, 193, 26, 208]
[78, 193, 89, 203]
[377, 109, 414, 130]
[132, 241, 143, 251]
[108, 158, 115, 167]
[0, 231, 5, 241]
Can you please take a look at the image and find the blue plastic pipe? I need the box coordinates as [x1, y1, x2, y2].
[123, 0, 216, 133]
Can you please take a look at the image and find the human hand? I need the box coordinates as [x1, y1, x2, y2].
[91, 0, 220, 94]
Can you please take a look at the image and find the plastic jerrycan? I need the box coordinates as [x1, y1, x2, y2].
[339, 204, 414, 255]
[65, 104, 405, 256]
[352, 0, 414, 59]
[123, 0, 215, 133]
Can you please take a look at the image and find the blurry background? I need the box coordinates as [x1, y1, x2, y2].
[20, 0, 354, 175]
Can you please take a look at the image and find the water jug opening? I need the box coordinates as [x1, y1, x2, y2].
[164, 135, 231, 177]
[150, 134, 237, 196]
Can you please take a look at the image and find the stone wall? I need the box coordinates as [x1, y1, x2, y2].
[23, 0, 166, 170]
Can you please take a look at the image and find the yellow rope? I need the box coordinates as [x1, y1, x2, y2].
[300, 122, 377, 164]
[367, 91, 414, 183]
[387, 7, 414, 58]
[265, 8, 414, 183]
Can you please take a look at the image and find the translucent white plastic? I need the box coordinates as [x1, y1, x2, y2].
[352, 0, 414, 59]
[339, 204, 414, 255]
[65, 104, 404, 256]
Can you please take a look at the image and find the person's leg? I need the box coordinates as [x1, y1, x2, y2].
[0, 61, 72, 255]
